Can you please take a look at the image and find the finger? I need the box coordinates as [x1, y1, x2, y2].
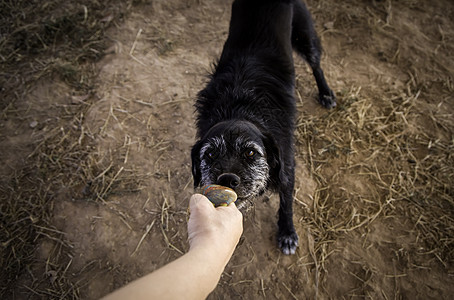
[218, 200, 240, 212]
[216, 202, 243, 224]
[189, 193, 214, 213]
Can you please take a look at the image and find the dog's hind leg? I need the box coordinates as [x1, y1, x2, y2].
[291, 0, 336, 108]
[277, 171, 299, 255]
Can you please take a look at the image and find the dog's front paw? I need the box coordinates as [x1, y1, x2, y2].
[319, 90, 337, 109]
[278, 231, 299, 255]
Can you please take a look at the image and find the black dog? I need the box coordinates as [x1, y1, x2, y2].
[191, 0, 335, 255]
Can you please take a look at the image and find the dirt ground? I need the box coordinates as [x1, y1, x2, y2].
[1, 0, 453, 299]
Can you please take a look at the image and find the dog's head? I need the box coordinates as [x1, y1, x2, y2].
[191, 120, 281, 200]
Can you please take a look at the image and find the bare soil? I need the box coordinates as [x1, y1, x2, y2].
[1, 0, 453, 299]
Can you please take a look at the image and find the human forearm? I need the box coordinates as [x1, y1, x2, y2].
[150, 246, 228, 298]
[102, 194, 243, 300]
[103, 246, 229, 300]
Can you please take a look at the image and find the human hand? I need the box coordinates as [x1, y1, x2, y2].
[187, 194, 243, 264]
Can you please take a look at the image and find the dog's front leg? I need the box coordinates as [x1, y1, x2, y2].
[277, 174, 299, 255]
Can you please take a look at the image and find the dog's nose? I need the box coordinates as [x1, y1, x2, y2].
[217, 173, 241, 189]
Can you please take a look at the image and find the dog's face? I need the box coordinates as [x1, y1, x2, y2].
[192, 120, 279, 200]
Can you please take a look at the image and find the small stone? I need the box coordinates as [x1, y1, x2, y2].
[324, 21, 334, 30]
[201, 184, 237, 207]
[29, 120, 38, 128]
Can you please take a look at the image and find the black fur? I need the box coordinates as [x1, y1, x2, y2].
[191, 0, 335, 255]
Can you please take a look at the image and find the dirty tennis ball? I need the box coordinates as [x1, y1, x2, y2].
[201, 184, 238, 207]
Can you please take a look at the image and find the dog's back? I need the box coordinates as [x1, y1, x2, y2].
[221, 0, 294, 66]
[195, 0, 297, 140]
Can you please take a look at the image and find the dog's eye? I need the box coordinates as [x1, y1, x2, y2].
[245, 149, 255, 157]
[205, 151, 217, 159]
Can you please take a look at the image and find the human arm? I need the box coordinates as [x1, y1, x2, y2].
[102, 193, 243, 300]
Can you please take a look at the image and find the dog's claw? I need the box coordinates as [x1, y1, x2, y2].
[278, 232, 299, 255]
[319, 90, 337, 109]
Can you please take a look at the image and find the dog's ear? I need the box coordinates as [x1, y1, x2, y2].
[191, 140, 203, 188]
[263, 134, 287, 186]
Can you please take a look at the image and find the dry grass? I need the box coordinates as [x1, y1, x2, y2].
[296, 83, 453, 277]
[0, 0, 117, 94]
[294, 0, 454, 287]
[0, 0, 141, 297]
[0, 100, 145, 297]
